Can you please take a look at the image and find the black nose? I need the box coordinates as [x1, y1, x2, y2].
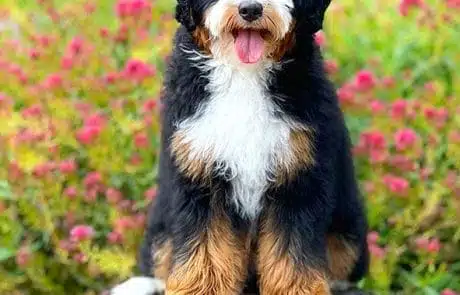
[238, 2, 263, 22]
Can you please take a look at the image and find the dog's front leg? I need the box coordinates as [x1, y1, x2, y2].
[257, 178, 334, 295]
[165, 200, 249, 295]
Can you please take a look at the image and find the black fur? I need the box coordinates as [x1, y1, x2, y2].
[138, 0, 369, 293]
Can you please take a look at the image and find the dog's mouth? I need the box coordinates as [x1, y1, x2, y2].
[232, 29, 270, 64]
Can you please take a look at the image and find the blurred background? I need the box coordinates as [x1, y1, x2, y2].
[0, 0, 458, 294]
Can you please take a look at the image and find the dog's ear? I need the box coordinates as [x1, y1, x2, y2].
[297, 0, 331, 34]
[175, 0, 196, 31]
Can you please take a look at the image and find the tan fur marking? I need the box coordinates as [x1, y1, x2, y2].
[153, 240, 173, 280]
[257, 216, 331, 295]
[275, 127, 315, 185]
[267, 24, 296, 61]
[326, 235, 358, 280]
[170, 131, 214, 182]
[193, 26, 212, 54]
[165, 211, 248, 294]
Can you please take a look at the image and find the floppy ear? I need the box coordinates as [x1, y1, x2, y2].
[298, 0, 331, 34]
[175, 0, 196, 31]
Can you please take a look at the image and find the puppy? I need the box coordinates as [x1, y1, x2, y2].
[112, 0, 369, 294]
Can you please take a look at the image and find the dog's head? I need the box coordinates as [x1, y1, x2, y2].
[176, 0, 331, 64]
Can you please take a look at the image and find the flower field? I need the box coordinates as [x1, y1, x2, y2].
[0, 0, 459, 294]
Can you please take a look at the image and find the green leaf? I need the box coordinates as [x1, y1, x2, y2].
[0, 180, 13, 200]
[0, 248, 14, 262]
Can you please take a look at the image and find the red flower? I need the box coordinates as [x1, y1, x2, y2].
[314, 31, 326, 47]
[369, 244, 386, 259]
[70, 225, 95, 242]
[144, 187, 157, 201]
[427, 238, 441, 253]
[64, 186, 78, 199]
[134, 132, 149, 148]
[107, 231, 123, 244]
[441, 289, 459, 295]
[415, 237, 430, 251]
[83, 172, 103, 188]
[59, 159, 77, 174]
[76, 126, 102, 144]
[142, 99, 158, 113]
[15, 247, 31, 268]
[399, 0, 424, 16]
[354, 70, 376, 91]
[369, 100, 385, 114]
[122, 59, 156, 81]
[394, 128, 418, 151]
[324, 59, 339, 75]
[367, 231, 380, 244]
[337, 86, 355, 105]
[390, 99, 407, 119]
[383, 175, 409, 196]
[43, 73, 64, 89]
[106, 188, 123, 204]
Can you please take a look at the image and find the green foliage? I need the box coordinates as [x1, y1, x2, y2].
[0, 0, 458, 294]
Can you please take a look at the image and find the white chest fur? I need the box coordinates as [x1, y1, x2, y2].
[175, 61, 293, 218]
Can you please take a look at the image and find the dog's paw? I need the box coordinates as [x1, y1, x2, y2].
[110, 277, 165, 295]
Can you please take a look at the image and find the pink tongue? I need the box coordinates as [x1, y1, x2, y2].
[235, 30, 264, 64]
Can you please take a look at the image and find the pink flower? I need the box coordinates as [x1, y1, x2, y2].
[61, 55, 74, 70]
[43, 73, 63, 89]
[383, 175, 409, 196]
[446, 0, 460, 9]
[391, 99, 408, 119]
[354, 70, 376, 91]
[15, 246, 31, 268]
[337, 86, 355, 105]
[134, 132, 149, 148]
[324, 59, 339, 75]
[59, 159, 77, 174]
[394, 128, 418, 151]
[388, 155, 416, 171]
[107, 231, 123, 244]
[399, 0, 424, 16]
[21, 104, 42, 118]
[76, 126, 102, 144]
[415, 236, 430, 250]
[114, 216, 135, 233]
[32, 162, 56, 178]
[84, 113, 106, 128]
[369, 100, 385, 114]
[142, 99, 158, 113]
[360, 130, 386, 150]
[427, 238, 441, 253]
[67, 36, 85, 56]
[382, 76, 395, 88]
[367, 231, 380, 244]
[106, 188, 123, 204]
[144, 187, 157, 201]
[70, 225, 95, 242]
[369, 244, 386, 259]
[29, 49, 40, 60]
[314, 31, 326, 47]
[73, 252, 88, 264]
[83, 172, 103, 188]
[64, 186, 78, 199]
[441, 289, 458, 295]
[104, 72, 119, 84]
[122, 59, 156, 81]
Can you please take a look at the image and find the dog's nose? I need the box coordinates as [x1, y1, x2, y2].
[238, 2, 263, 22]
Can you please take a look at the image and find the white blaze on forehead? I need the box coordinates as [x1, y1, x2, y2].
[205, 0, 294, 38]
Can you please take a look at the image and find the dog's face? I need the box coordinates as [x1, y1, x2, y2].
[176, 0, 331, 64]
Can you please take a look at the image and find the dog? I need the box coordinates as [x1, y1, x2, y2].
[111, 0, 369, 293]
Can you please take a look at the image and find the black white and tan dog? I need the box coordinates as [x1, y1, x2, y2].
[111, 0, 369, 293]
